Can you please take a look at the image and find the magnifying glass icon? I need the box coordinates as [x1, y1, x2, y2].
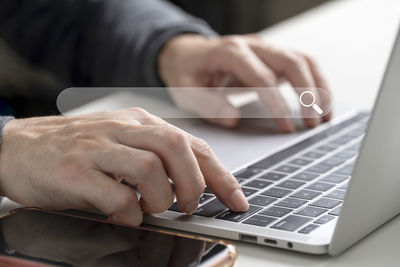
[299, 91, 323, 115]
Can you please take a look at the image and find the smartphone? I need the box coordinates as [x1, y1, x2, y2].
[0, 208, 236, 267]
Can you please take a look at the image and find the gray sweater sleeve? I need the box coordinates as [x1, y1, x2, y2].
[0, 0, 217, 87]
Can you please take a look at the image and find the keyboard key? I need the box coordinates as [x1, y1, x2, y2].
[276, 180, 305, 190]
[334, 165, 354, 176]
[320, 174, 348, 184]
[271, 215, 312, 232]
[290, 190, 321, 200]
[216, 205, 261, 222]
[334, 150, 358, 159]
[317, 145, 338, 152]
[244, 179, 272, 189]
[320, 157, 347, 167]
[298, 224, 319, 234]
[289, 158, 313, 166]
[195, 199, 227, 217]
[345, 130, 365, 138]
[243, 215, 276, 227]
[199, 194, 214, 204]
[347, 142, 362, 151]
[339, 183, 349, 190]
[325, 190, 346, 200]
[235, 178, 246, 184]
[314, 215, 335, 224]
[330, 135, 354, 145]
[306, 163, 333, 174]
[296, 206, 327, 217]
[248, 195, 277, 206]
[258, 172, 287, 181]
[276, 198, 307, 208]
[234, 168, 263, 179]
[242, 187, 258, 197]
[261, 187, 292, 198]
[168, 202, 181, 212]
[302, 151, 325, 159]
[260, 206, 292, 217]
[311, 198, 341, 209]
[306, 182, 335, 192]
[292, 172, 319, 181]
[249, 115, 359, 170]
[329, 206, 342, 216]
[274, 165, 300, 174]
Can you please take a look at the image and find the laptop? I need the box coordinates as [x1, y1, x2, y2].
[143, 28, 400, 255]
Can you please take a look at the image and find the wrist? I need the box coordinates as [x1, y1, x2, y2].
[158, 34, 210, 87]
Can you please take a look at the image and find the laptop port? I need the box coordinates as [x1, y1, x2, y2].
[287, 242, 293, 248]
[264, 239, 277, 245]
[239, 234, 257, 243]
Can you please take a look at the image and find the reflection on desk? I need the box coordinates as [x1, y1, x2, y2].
[0, 209, 222, 267]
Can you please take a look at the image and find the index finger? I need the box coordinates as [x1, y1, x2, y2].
[187, 135, 249, 212]
[247, 40, 322, 127]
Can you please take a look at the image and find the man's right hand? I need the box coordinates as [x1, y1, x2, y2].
[0, 108, 248, 225]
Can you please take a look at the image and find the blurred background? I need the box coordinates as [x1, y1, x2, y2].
[171, 0, 330, 34]
[0, 0, 331, 117]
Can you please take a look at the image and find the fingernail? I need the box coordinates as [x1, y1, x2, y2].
[306, 118, 319, 128]
[218, 118, 240, 128]
[281, 118, 295, 133]
[230, 188, 249, 211]
[184, 200, 199, 215]
[218, 105, 240, 128]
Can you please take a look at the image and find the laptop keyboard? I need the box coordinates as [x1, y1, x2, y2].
[168, 112, 370, 235]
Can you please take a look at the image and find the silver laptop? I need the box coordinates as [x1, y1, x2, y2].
[143, 28, 400, 255]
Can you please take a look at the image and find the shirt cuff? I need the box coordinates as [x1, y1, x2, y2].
[0, 117, 14, 143]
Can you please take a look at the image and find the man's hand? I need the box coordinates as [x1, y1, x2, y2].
[159, 34, 332, 132]
[0, 108, 248, 226]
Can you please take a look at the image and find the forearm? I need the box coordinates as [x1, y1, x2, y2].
[0, 0, 217, 87]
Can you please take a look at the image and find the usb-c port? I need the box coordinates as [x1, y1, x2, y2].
[239, 234, 257, 243]
[264, 239, 277, 245]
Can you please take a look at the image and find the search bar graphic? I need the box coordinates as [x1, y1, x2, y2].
[299, 91, 323, 115]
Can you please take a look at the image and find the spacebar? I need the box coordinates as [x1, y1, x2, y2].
[250, 116, 356, 169]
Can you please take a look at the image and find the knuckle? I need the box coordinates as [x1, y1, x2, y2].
[305, 54, 318, 67]
[126, 107, 150, 117]
[192, 137, 214, 159]
[221, 36, 245, 49]
[282, 52, 307, 71]
[162, 127, 188, 150]
[139, 151, 163, 173]
[101, 119, 128, 129]
[114, 190, 137, 211]
[263, 71, 278, 84]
